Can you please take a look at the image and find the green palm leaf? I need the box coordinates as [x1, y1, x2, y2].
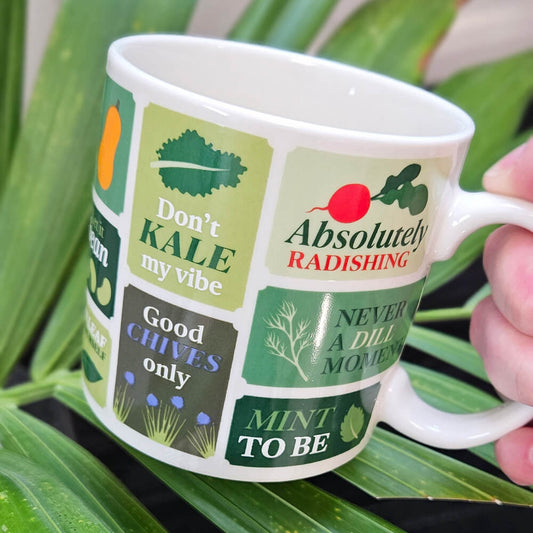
[337, 426, 533, 505]
[0, 405, 165, 531]
[406, 324, 488, 381]
[229, 0, 338, 51]
[319, 0, 458, 84]
[0, 0, 197, 385]
[0, 0, 25, 185]
[30, 249, 87, 380]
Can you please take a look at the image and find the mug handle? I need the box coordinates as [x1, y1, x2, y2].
[380, 189, 533, 448]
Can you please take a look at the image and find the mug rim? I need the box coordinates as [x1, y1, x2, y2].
[108, 34, 475, 148]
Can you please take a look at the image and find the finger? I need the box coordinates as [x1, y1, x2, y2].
[483, 137, 533, 202]
[483, 225, 533, 336]
[470, 296, 533, 405]
[495, 427, 533, 486]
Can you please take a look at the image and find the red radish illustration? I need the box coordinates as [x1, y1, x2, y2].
[308, 183, 371, 223]
[308, 165, 427, 223]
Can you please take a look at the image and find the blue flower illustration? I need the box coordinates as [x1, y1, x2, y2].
[197, 412, 211, 425]
[171, 396, 184, 409]
[146, 393, 159, 407]
[124, 371, 135, 385]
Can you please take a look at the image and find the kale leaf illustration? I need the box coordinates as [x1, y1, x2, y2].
[371, 163, 428, 215]
[152, 129, 247, 196]
[340, 405, 365, 443]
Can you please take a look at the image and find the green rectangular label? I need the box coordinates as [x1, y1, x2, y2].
[226, 384, 379, 467]
[243, 279, 425, 387]
[128, 104, 273, 311]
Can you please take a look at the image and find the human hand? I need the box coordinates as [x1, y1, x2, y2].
[470, 137, 533, 485]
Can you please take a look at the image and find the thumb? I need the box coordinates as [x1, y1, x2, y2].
[483, 136, 533, 202]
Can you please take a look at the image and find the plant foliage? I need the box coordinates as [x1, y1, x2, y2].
[0, 0, 531, 530]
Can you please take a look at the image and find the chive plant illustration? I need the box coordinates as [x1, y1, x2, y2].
[113, 371, 135, 423]
[340, 405, 365, 443]
[187, 412, 217, 458]
[264, 301, 313, 382]
[308, 163, 427, 223]
[151, 129, 247, 196]
[143, 393, 186, 447]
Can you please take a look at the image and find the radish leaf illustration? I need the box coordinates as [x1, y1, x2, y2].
[340, 405, 365, 443]
[371, 163, 428, 215]
[153, 129, 247, 196]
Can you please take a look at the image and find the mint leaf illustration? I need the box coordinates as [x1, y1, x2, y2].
[371, 163, 428, 215]
[82, 350, 103, 383]
[340, 405, 365, 443]
[153, 130, 247, 196]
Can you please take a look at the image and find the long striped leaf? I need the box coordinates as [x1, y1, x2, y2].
[0, 405, 165, 532]
[414, 284, 491, 323]
[268, 481, 405, 532]
[403, 361, 497, 413]
[337, 426, 533, 505]
[0, 0, 25, 185]
[228, 0, 289, 43]
[30, 248, 87, 380]
[402, 361, 498, 467]
[463, 283, 491, 309]
[229, 0, 338, 52]
[53, 375, 404, 532]
[436, 52, 533, 192]
[0, 450, 111, 531]
[0, 0, 196, 385]
[319, 0, 458, 84]
[404, 362, 533, 476]
[406, 324, 488, 381]
[262, 0, 339, 52]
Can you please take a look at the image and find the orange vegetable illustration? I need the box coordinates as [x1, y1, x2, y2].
[97, 100, 121, 190]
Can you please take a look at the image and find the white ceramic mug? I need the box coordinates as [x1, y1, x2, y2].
[83, 35, 533, 482]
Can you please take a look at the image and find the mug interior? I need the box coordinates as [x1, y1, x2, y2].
[115, 36, 473, 139]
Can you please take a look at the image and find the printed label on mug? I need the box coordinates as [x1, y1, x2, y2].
[93, 76, 135, 215]
[267, 149, 452, 280]
[82, 305, 111, 407]
[127, 104, 273, 311]
[225, 383, 380, 467]
[242, 279, 424, 387]
[113, 285, 237, 457]
[88, 207, 120, 318]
